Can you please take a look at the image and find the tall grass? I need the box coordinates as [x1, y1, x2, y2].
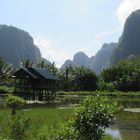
[0, 107, 73, 139]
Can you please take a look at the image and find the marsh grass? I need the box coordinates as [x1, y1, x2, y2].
[1, 107, 140, 140]
[61, 91, 140, 97]
[0, 107, 73, 139]
[0, 91, 140, 139]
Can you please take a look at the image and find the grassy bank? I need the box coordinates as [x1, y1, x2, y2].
[0, 107, 73, 139]
[60, 91, 140, 97]
[0, 108, 119, 140]
[57, 91, 140, 108]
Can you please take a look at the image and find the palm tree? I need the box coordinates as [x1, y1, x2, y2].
[49, 62, 58, 75]
[36, 60, 58, 75]
[37, 60, 46, 68]
[59, 66, 74, 91]
[21, 59, 34, 68]
[0, 57, 13, 83]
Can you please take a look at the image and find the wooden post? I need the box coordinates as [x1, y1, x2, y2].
[14, 78, 17, 94]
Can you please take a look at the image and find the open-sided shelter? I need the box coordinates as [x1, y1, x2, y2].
[12, 67, 59, 101]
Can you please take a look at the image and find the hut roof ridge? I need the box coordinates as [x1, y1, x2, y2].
[28, 67, 59, 80]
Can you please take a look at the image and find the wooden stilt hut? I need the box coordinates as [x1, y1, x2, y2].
[12, 67, 59, 101]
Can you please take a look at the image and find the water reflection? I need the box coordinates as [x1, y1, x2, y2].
[107, 110, 140, 140]
[124, 108, 140, 113]
[106, 128, 122, 139]
[106, 118, 140, 140]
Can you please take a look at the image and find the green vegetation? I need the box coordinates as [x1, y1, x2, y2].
[0, 107, 73, 140]
[4, 94, 26, 115]
[0, 57, 13, 83]
[0, 96, 117, 140]
[21, 59, 34, 69]
[72, 97, 116, 140]
[1, 103, 140, 140]
[61, 91, 140, 96]
[0, 86, 14, 94]
[8, 113, 30, 140]
[0, 95, 116, 140]
[59, 57, 140, 92]
[0, 12, 140, 140]
[0, 51, 139, 140]
[100, 57, 140, 91]
[1, 95, 29, 140]
[59, 66, 98, 91]
[60, 91, 140, 104]
[1, 56, 140, 93]
[21, 59, 58, 76]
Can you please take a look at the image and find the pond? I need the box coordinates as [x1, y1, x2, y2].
[107, 110, 140, 140]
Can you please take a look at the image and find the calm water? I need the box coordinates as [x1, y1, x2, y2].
[107, 110, 140, 140]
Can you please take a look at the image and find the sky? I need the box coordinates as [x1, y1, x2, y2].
[0, 0, 140, 67]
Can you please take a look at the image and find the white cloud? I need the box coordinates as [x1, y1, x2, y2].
[53, 38, 65, 43]
[95, 28, 122, 40]
[117, 0, 140, 24]
[34, 36, 71, 68]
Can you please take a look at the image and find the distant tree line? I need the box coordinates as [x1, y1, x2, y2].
[59, 66, 98, 91]
[0, 56, 140, 92]
[99, 57, 140, 91]
[59, 57, 140, 92]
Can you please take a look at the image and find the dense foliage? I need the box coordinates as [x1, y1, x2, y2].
[37, 61, 58, 75]
[100, 57, 140, 91]
[0, 86, 14, 94]
[8, 113, 30, 140]
[0, 57, 13, 83]
[59, 57, 140, 92]
[4, 94, 26, 115]
[0, 55, 140, 95]
[2, 95, 30, 140]
[59, 66, 98, 91]
[56, 97, 117, 140]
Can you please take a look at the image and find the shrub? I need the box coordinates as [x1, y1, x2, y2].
[98, 79, 115, 92]
[73, 97, 117, 140]
[3, 94, 26, 115]
[38, 126, 54, 140]
[8, 113, 30, 140]
[56, 96, 117, 140]
[55, 121, 78, 140]
[100, 57, 140, 91]
[38, 126, 49, 140]
[0, 86, 13, 94]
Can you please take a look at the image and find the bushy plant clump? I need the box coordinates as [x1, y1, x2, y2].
[0, 86, 14, 94]
[55, 97, 117, 140]
[3, 94, 26, 115]
[100, 57, 140, 91]
[9, 113, 30, 140]
[2, 95, 30, 140]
